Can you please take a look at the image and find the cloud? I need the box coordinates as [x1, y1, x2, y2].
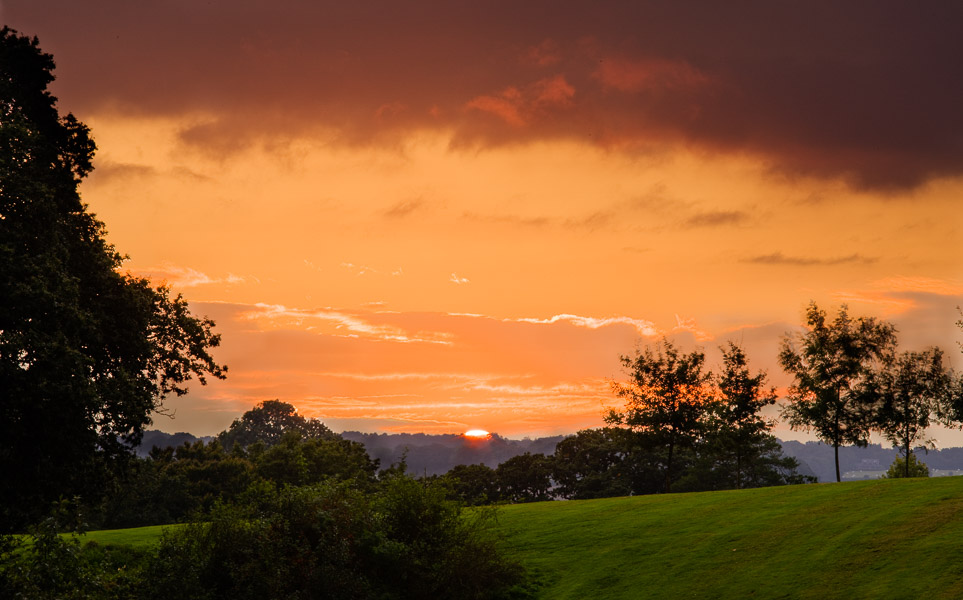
[511, 314, 659, 338]
[241, 303, 454, 345]
[383, 198, 425, 218]
[449, 273, 470, 284]
[10, 0, 963, 190]
[743, 252, 878, 266]
[131, 264, 248, 288]
[682, 210, 750, 228]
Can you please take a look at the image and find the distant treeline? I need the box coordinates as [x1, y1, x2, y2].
[139, 428, 963, 485]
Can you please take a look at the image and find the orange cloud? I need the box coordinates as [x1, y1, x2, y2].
[595, 57, 708, 93]
[465, 75, 575, 127]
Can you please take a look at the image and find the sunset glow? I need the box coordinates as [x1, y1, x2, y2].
[465, 430, 492, 439]
[6, 1, 961, 443]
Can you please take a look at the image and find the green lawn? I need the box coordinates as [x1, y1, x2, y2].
[81, 524, 178, 549]
[497, 477, 963, 599]
[79, 478, 963, 599]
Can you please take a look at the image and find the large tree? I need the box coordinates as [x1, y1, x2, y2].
[607, 339, 714, 493]
[0, 28, 225, 531]
[779, 302, 896, 483]
[217, 399, 336, 450]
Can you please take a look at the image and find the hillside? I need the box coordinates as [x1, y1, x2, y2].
[497, 477, 963, 599]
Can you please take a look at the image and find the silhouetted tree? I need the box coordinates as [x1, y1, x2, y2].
[217, 400, 335, 450]
[0, 28, 225, 532]
[495, 453, 553, 503]
[698, 343, 805, 489]
[607, 339, 713, 493]
[445, 463, 501, 505]
[871, 348, 952, 477]
[780, 302, 896, 482]
[551, 428, 636, 499]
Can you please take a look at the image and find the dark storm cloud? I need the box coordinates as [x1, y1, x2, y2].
[7, 0, 963, 190]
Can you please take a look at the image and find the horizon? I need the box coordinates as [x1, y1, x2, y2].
[6, 1, 962, 443]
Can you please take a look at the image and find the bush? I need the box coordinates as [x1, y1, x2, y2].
[883, 453, 930, 478]
[144, 477, 533, 600]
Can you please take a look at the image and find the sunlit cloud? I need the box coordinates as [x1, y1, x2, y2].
[131, 264, 249, 288]
[240, 303, 454, 345]
[449, 273, 470, 284]
[512, 314, 659, 338]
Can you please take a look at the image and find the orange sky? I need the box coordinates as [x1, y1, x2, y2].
[6, 1, 963, 442]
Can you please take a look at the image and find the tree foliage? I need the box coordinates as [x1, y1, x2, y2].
[693, 343, 807, 490]
[871, 348, 952, 477]
[0, 28, 226, 532]
[779, 302, 896, 482]
[217, 399, 335, 450]
[607, 339, 714, 492]
[495, 453, 553, 503]
[883, 452, 930, 478]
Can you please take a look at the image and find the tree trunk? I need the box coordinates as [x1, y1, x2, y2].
[834, 405, 841, 483]
[905, 438, 911, 478]
[834, 440, 840, 483]
[665, 437, 674, 494]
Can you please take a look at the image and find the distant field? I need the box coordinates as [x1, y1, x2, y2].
[79, 478, 963, 598]
[497, 477, 963, 599]
[81, 524, 177, 549]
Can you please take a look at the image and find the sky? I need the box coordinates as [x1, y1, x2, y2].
[5, 1, 962, 442]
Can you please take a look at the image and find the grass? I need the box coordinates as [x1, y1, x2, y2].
[76, 478, 963, 598]
[80, 524, 177, 549]
[496, 477, 963, 599]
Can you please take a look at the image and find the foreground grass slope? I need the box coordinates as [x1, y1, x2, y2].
[497, 477, 963, 599]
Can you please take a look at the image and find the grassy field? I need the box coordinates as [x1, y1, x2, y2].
[497, 477, 963, 599]
[81, 524, 175, 549]
[81, 478, 963, 598]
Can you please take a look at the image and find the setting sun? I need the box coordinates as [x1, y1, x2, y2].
[465, 429, 491, 439]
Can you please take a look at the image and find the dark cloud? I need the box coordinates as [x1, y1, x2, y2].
[683, 210, 749, 228]
[7, 0, 963, 190]
[383, 199, 426, 219]
[744, 252, 878, 266]
[86, 162, 156, 183]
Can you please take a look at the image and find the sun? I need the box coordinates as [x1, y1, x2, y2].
[464, 429, 491, 439]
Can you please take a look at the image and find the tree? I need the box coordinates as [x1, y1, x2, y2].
[871, 348, 951, 478]
[495, 453, 553, 503]
[551, 428, 637, 499]
[445, 463, 501, 505]
[217, 399, 335, 450]
[697, 343, 806, 489]
[883, 452, 929, 478]
[779, 302, 896, 483]
[607, 339, 714, 493]
[0, 28, 226, 532]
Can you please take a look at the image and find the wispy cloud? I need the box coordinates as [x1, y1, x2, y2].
[450, 273, 470, 284]
[241, 303, 454, 345]
[743, 252, 878, 266]
[870, 276, 963, 296]
[131, 264, 249, 288]
[682, 210, 750, 228]
[383, 198, 426, 218]
[512, 314, 659, 337]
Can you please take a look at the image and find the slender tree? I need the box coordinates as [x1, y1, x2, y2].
[607, 339, 714, 493]
[701, 342, 806, 489]
[779, 302, 896, 482]
[871, 348, 951, 478]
